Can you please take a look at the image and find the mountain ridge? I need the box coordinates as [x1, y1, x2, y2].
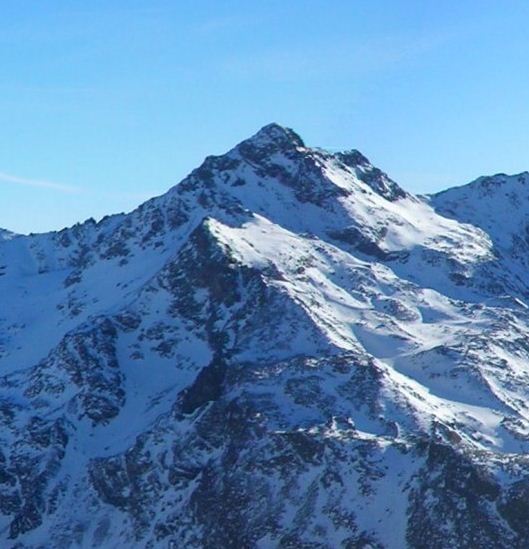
[2, 122, 523, 240]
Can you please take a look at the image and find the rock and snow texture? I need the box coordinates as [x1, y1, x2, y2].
[2, 123, 529, 547]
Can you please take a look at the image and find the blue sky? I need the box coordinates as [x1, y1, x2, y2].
[3, 1, 529, 233]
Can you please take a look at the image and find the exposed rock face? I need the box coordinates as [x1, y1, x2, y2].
[3, 123, 529, 546]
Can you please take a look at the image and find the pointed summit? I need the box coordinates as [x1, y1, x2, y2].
[255, 122, 305, 146]
[237, 123, 305, 156]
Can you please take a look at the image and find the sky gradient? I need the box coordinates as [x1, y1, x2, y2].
[3, 1, 529, 233]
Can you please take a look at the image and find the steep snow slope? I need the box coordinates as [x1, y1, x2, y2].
[2, 124, 529, 547]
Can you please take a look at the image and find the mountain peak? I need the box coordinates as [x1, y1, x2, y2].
[434, 171, 529, 200]
[238, 123, 305, 152]
[336, 149, 371, 168]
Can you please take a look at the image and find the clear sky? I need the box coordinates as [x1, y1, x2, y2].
[3, 1, 529, 233]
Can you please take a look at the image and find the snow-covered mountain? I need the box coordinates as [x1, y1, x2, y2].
[2, 123, 529, 547]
